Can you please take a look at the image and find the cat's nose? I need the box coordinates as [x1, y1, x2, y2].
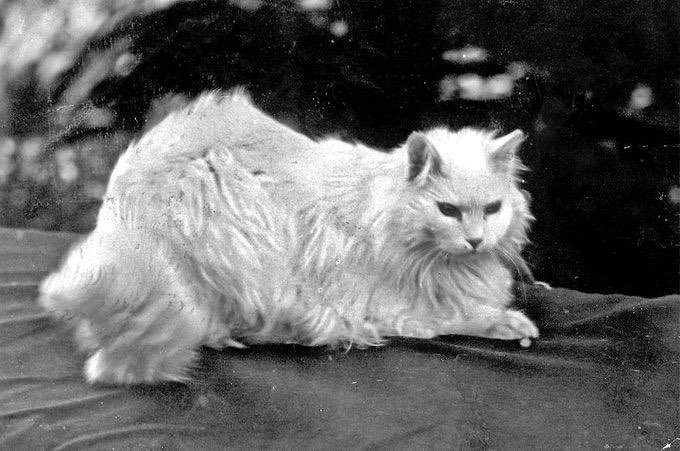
[466, 238, 483, 250]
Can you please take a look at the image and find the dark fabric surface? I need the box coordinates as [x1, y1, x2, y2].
[1, 228, 678, 450]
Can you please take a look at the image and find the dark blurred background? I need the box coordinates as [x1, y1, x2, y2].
[0, 0, 677, 296]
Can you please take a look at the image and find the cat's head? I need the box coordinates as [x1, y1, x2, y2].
[394, 127, 532, 259]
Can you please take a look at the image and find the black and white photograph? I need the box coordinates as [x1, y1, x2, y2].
[0, 0, 678, 449]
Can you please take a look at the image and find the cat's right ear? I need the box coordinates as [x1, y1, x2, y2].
[406, 132, 442, 184]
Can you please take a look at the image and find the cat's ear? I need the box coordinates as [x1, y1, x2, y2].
[489, 129, 525, 172]
[406, 132, 442, 183]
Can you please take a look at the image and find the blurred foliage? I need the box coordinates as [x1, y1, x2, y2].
[0, 0, 184, 230]
[0, 0, 677, 296]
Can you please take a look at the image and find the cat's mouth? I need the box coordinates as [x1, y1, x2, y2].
[443, 246, 486, 261]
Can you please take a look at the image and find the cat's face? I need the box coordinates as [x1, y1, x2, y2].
[397, 128, 530, 258]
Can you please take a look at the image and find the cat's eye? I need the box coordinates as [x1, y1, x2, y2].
[484, 200, 502, 216]
[437, 202, 462, 220]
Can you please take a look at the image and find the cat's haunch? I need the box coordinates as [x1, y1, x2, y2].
[39, 90, 538, 385]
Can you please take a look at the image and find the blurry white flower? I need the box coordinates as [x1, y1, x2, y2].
[298, 0, 332, 11]
[628, 83, 653, 111]
[486, 73, 514, 98]
[330, 20, 349, 38]
[19, 137, 49, 183]
[67, 0, 108, 37]
[114, 52, 138, 76]
[19, 138, 44, 162]
[143, 0, 181, 8]
[55, 147, 79, 185]
[668, 186, 680, 205]
[439, 73, 516, 101]
[37, 50, 75, 85]
[456, 73, 486, 99]
[439, 58, 526, 101]
[85, 107, 115, 128]
[229, 0, 263, 11]
[441, 45, 488, 64]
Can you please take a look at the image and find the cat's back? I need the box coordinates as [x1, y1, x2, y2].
[105, 89, 399, 219]
[111, 90, 340, 210]
[113, 90, 312, 169]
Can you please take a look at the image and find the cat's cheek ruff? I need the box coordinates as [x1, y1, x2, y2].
[494, 195, 533, 268]
[483, 205, 514, 247]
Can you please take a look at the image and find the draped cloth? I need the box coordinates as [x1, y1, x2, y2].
[1, 228, 677, 450]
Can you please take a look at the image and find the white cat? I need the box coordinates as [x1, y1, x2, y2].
[39, 90, 539, 385]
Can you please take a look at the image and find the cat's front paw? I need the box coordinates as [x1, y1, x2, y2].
[483, 310, 539, 342]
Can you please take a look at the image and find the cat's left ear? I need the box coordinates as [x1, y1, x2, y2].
[490, 129, 525, 172]
[406, 132, 442, 183]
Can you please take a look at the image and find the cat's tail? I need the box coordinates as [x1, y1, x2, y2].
[39, 233, 118, 327]
[39, 228, 214, 384]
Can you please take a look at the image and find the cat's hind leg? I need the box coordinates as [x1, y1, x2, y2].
[39, 229, 213, 384]
[81, 290, 207, 385]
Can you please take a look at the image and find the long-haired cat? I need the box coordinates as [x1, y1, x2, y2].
[39, 90, 538, 385]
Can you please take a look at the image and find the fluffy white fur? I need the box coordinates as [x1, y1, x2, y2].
[39, 90, 538, 385]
